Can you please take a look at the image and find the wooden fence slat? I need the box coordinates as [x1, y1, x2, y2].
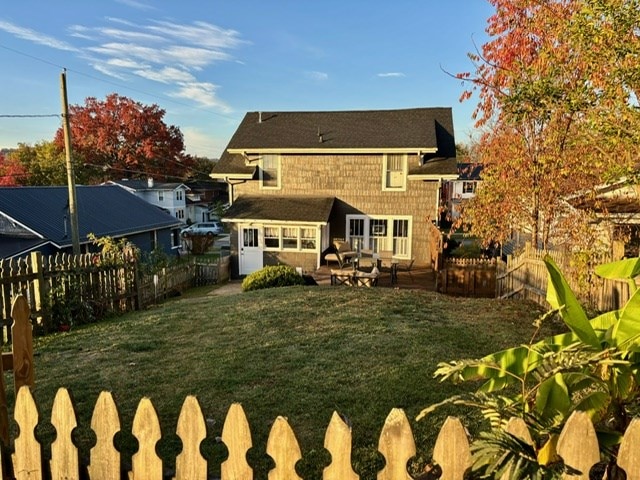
[11, 295, 34, 394]
[618, 417, 640, 480]
[221, 403, 253, 480]
[88, 391, 121, 480]
[433, 416, 471, 480]
[131, 398, 162, 480]
[556, 411, 600, 480]
[266, 416, 302, 480]
[175, 396, 207, 480]
[12, 387, 42, 480]
[323, 412, 358, 480]
[501, 418, 534, 480]
[377, 408, 415, 480]
[50, 388, 79, 480]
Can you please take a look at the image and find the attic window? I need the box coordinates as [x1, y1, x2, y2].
[260, 154, 281, 189]
[382, 154, 407, 191]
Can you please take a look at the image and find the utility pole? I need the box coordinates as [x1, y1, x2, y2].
[60, 70, 81, 255]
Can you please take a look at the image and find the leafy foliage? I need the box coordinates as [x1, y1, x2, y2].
[459, 0, 640, 250]
[53, 93, 195, 184]
[241, 265, 306, 292]
[419, 256, 640, 477]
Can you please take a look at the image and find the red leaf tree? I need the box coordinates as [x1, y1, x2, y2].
[54, 94, 195, 183]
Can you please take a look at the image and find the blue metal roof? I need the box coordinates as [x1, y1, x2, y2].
[0, 185, 182, 247]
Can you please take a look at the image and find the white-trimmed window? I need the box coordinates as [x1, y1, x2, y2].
[346, 215, 412, 258]
[282, 227, 298, 249]
[300, 228, 316, 250]
[382, 154, 407, 191]
[176, 209, 185, 219]
[264, 227, 280, 249]
[176, 190, 184, 201]
[158, 191, 164, 201]
[462, 181, 476, 194]
[261, 154, 280, 189]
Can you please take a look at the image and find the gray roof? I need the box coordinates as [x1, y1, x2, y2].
[457, 163, 483, 181]
[107, 179, 189, 191]
[0, 185, 182, 247]
[224, 196, 335, 223]
[213, 107, 457, 176]
[408, 157, 458, 177]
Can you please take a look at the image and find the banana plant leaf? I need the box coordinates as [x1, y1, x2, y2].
[595, 258, 640, 280]
[535, 373, 570, 418]
[545, 256, 601, 350]
[610, 288, 640, 351]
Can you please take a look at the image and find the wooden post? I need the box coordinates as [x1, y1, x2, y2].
[11, 295, 34, 394]
[30, 252, 44, 326]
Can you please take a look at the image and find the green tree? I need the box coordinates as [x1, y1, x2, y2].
[6, 141, 73, 186]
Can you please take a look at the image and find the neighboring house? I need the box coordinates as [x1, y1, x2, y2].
[0, 185, 183, 259]
[183, 180, 229, 223]
[105, 178, 190, 223]
[211, 107, 459, 277]
[444, 162, 483, 221]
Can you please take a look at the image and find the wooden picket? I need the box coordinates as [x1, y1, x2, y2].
[2, 386, 637, 479]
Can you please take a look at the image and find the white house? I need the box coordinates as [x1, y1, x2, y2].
[105, 178, 190, 223]
[446, 163, 483, 220]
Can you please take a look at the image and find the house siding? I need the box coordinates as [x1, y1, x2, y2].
[232, 154, 438, 266]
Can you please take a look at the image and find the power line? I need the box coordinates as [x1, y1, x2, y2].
[0, 114, 60, 118]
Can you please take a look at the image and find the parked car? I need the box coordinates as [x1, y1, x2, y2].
[181, 221, 224, 237]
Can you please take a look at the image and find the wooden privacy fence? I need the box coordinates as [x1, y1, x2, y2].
[437, 258, 497, 298]
[496, 243, 632, 311]
[3, 387, 640, 480]
[0, 252, 228, 335]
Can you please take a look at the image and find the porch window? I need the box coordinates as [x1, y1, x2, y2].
[301, 228, 316, 250]
[383, 154, 406, 191]
[393, 219, 409, 256]
[261, 154, 280, 189]
[349, 218, 365, 251]
[282, 227, 298, 249]
[264, 226, 280, 249]
[369, 219, 389, 251]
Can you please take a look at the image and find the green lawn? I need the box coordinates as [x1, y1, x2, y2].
[13, 285, 562, 479]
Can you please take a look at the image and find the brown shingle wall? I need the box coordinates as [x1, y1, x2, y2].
[233, 154, 438, 266]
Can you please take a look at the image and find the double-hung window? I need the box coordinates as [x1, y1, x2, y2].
[383, 154, 406, 191]
[263, 226, 317, 251]
[261, 154, 280, 189]
[346, 215, 412, 258]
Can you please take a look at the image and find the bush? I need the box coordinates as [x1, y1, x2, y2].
[241, 265, 306, 292]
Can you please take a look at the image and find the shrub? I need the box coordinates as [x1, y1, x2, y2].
[241, 265, 306, 292]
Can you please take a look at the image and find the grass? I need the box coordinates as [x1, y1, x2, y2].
[10, 285, 563, 479]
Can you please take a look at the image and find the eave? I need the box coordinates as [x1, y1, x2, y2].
[228, 147, 438, 157]
[222, 218, 328, 226]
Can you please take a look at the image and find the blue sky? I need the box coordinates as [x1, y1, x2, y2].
[0, 1, 494, 159]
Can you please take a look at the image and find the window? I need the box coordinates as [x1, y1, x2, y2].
[261, 154, 280, 189]
[383, 154, 406, 190]
[176, 190, 184, 201]
[176, 209, 185, 219]
[264, 227, 280, 249]
[171, 229, 180, 248]
[300, 228, 316, 250]
[282, 227, 298, 249]
[158, 191, 164, 201]
[346, 215, 412, 258]
[462, 182, 476, 194]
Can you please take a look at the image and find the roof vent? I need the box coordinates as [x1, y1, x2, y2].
[258, 111, 262, 123]
[147, 177, 154, 188]
[317, 126, 323, 143]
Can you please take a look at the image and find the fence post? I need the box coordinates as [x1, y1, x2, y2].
[29, 252, 45, 326]
[11, 295, 34, 395]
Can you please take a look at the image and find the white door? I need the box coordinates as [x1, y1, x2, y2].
[239, 226, 263, 275]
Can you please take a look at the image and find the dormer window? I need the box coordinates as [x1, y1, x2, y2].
[382, 154, 407, 191]
[260, 154, 281, 189]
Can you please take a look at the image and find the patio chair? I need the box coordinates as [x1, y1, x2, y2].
[378, 250, 394, 271]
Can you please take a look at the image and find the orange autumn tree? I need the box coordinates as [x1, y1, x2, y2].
[461, 0, 640, 251]
[54, 93, 195, 184]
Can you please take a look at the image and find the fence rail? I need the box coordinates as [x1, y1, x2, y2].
[496, 243, 632, 311]
[0, 252, 228, 338]
[438, 258, 498, 297]
[1, 387, 635, 479]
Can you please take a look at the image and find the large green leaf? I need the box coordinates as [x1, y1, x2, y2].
[610, 288, 640, 351]
[545, 256, 601, 349]
[535, 373, 570, 419]
[595, 258, 640, 280]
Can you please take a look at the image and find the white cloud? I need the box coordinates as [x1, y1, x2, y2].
[377, 72, 406, 78]
[306, 71, 329, 81]
[182, 126, 224, 158]
[134, 67, 195, 84]
[0, 20, 78, 51]
[97, 27, 164, 44]
[114, 0, 155, 11]
[169, 82, 232, 112]
[146, 20, 246, 49]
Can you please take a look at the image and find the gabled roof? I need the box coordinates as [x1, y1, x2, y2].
[0, 185, 182, 248]
[408, 157, 459, 179]
[224, 196, 335, 224]
[106, 179, 190, 192]
[212, 107, 457, 178]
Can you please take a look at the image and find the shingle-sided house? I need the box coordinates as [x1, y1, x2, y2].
[211, 107, 459, 277]
[0, 185, 183, 259]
